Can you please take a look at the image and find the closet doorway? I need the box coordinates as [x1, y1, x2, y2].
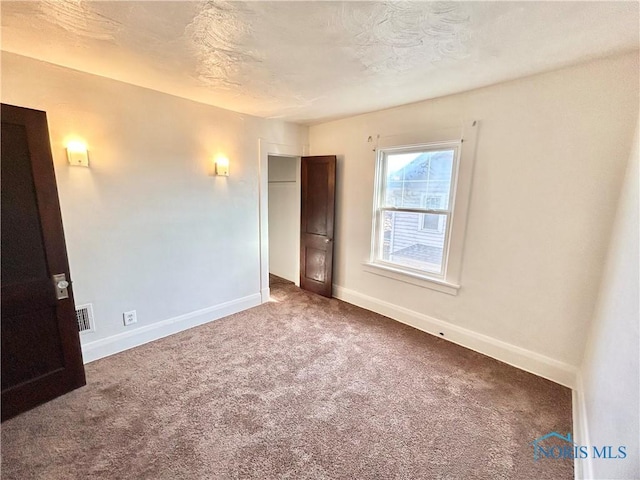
[267, 155, 301, 286]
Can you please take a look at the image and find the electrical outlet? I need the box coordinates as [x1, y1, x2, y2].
[123, 310, 137, 326]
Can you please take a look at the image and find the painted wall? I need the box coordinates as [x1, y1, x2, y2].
[309, 51, 639, 375]
[579, 121, 639, 480]
[268, 155, 300, 284]
[1, 52, 308, 360]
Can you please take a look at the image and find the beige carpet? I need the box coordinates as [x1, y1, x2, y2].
[1, 283, 573, 479]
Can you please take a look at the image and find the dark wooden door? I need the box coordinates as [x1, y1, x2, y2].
[1, 103, 86, 422]
[300, 155, 336, 297]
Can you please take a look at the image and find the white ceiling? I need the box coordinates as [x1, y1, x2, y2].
[2, 1, 638, 124]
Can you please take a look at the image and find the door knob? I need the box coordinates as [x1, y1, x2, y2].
[52, 274, 70, 300]
[325, 238, 330, 243]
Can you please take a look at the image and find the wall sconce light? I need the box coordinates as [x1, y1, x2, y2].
[66, 141, 89, 167]
[215, 156, 230, 176]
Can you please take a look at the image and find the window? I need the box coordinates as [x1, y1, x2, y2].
[420, 195, 446, 232]
[371, 143, 458, 278]
[366, 122, 478, 294]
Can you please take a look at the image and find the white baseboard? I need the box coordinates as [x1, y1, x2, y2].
[573, 373, 593, 479]
[81, 293, 261, 364]
[261, 287, 270, 303]
[333, 284, 578, 389]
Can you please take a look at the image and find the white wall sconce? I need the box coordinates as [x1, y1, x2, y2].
[215, 156, 230, 176]
[66, 141, 89, 167]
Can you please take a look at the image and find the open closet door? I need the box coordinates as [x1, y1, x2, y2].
[300, 155, 336, 298]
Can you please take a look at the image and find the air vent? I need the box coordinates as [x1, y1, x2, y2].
[75, 303, 95, 333]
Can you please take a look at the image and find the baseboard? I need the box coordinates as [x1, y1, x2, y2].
[261, 287, 270, 303]
[81, 293, 262, 363]
[332, 284, 578, 389]
[572, 373, 592, 479]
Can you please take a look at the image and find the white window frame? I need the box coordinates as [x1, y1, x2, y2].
[364, 121, 478, 295]
[371, 142, 459, 279]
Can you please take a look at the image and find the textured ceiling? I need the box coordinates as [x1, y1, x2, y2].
[2, 1, 638, 124]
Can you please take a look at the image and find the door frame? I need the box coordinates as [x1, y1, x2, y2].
[258, 138, 307, 303]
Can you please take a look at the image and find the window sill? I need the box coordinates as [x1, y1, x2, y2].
[362, 262, 460, 296]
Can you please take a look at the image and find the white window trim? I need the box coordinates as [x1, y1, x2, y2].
[367, 121, 479, 295]
[362, 261, 460, 295]
[372, 142, 459, 279]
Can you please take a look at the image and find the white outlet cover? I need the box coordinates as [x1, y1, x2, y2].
[123, 310, 137, 326]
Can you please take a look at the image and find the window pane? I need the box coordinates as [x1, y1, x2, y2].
[384, 149, 454, 209]
[381, 211, 446, 274]
[421, 213, 441, 231]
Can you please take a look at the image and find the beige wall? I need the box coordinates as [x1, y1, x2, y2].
[578, 120, 639, 479]
[1, 52, 308, 360]
[309, 51, 639, 374]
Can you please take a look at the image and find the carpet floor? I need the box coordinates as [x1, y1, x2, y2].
[1, 283, 573, 479]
